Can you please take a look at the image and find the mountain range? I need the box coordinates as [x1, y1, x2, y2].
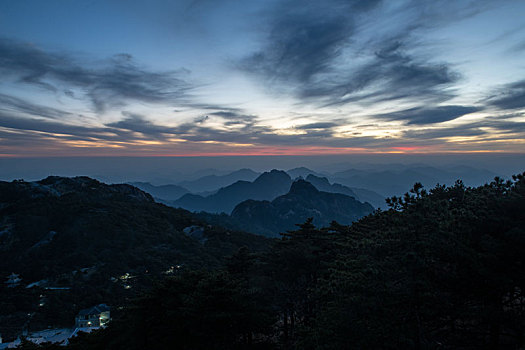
[119, 165, 497, 212]
[330, 165, 497, 197]
[176, 168, 260, 193]
[231, 179, 374, 235]
[128, 182, 189, 201]
[172, 170, 293, 214]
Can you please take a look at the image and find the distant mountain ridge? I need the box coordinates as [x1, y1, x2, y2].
[177, 168, 260, 193]
[284, 168, 386, 209]
[231, 179, 374, 236]
[286, 167, 324, 179]
[129, 182, 189, 201]
[331, 166, 497, 197]
[173, 170, 292, 214]
[304, 174, 358, 198]
[126, 165, 493, 210]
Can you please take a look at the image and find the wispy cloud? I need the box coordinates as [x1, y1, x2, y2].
[106, 112, 174, 139]
[307, 40, 460, 106]
[2, 108, 524, 156]
[239, 0, 501, 108]
[487, 79, 525, 110]
[375, 105, 482, 125]
[0, 111, 115, 140]
[0, 39, 192, 113]
[0, 93, 73, 120]
[296, 122, 341, 130]
[240, 0, 379, 95]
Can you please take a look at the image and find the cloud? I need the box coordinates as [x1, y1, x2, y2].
[238, 0, 504, 107]
[401, 114, 525, 140]
[375, 105, 482, 125]
[487, 79, 525, 110]
[0, 111, 112, 140]
[105, 112, 174, 139]
[295, 122, 341, 129]
[402, 125, 487, 139]
[289, 37, 460, 108]
[194, 115, 209, 124]
[0, 93, 72, 120]
[0, 39, 191, 113]
[511, 39, 525, 52]
[242, 14, 352, 84]
[2, 107, 524, 155]
[241, 0, 379, 85]
[478, 115, 525, 134]
[210, 110, 257, 126]
[210, 111, 242, 118]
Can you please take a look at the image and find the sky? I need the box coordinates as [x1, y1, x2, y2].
[1, 0, 525, 157]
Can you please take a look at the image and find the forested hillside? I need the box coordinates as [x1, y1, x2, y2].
[19, 173, 525, 349]
[0, 176, 270, 340]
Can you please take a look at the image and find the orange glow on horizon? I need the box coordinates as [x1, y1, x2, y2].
[2, 143, 523, 158]
[389, 146, 423, 152]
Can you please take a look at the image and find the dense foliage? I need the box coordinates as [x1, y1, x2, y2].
[0, 177, 271, 340]
[12, 173, 525, 349]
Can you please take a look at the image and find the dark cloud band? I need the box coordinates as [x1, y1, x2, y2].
[0, 39, 191, 113]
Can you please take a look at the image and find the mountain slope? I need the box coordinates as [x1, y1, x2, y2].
[305, 174, 358, 198]
[231, 180, 374, 236]
[349, 187, 386, 209]
[0, 176, 270, 338]
[172, 170, 292, 214]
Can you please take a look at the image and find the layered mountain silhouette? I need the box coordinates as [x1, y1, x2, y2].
[172, 170, 292, 214]
[286, 170, 386, 209]
[347, 187, 386, 209]
[128, 182, 189, 201]
[303, 174, 358, 198]
[231, 179, 374, 236]
[331, 165, 497, 197]
[286, 167, 324, 179]
[177, 168, 260, 193]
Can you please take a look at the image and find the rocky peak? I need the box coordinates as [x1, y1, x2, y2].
[288, 179, 319, 195]
[253, 169, 291, 185]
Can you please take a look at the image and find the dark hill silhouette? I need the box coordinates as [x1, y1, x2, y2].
[348, 187, 386, 209]
[286, 167, 324, 179]
[172, 170, 292, 214]
[177, 168, 260, 193]
[231, 179, 374, 236]
[305, 174, 386, 209]
[285, 169, 386, 208]
[305, 174, 358, 198]
[0, 176, 270, 338]
[128, 181, 189, 201]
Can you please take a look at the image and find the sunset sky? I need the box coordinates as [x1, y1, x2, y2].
[1, 0, 525, 157]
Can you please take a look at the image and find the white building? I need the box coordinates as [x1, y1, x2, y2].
[75, 304, 111, 328]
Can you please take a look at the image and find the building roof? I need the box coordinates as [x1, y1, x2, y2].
[77, 304, 110, 317]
